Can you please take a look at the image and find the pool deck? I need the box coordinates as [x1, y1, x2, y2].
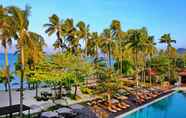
[175, 86, 186, 91]
[116, 90, 176, 118]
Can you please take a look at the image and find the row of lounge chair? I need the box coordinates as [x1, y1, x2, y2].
[87, 97, 131, 113]
[87, 86, 173, 116]
[130, 87, 172, 105]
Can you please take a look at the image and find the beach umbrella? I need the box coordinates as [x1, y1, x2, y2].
[29, 104, 42, 114]
[40, 111, 58, 118]
[70, 104, 84, 110]
[70, 104, 85, 113]
[30, 104, 42, 110]
[56, 107, 73, 114]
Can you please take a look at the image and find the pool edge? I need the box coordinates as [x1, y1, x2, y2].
[116, 91, 176, 118]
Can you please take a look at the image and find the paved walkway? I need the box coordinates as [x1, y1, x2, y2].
[0, 87, 94, 114]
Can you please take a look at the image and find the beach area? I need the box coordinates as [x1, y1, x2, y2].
[0, 54, 28, 91]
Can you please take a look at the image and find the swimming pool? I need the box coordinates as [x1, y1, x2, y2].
[124, 92, 186, 118]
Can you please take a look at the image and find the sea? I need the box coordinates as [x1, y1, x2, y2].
[0, 53, 28, 91]
[0, 53, 114, 91]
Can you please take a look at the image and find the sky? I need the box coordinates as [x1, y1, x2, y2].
[1, 0, 186, 53]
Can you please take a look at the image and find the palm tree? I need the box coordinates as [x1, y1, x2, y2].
[0, 69, 14, 92]
[63, 18, 80, 55]
[76, 21, 90, 56]
[25, 31, 45, 97]
[100, 28, 113, 67]
[160, 33, 176, 80]
[86, 32, 100, 58]
[160, 34, 176, 52]
[44, 14, 65, 50]
[143, 36, 157, 85]
[8, 6, 31, 117]
[127, 27, 148, 86]
[0, 6, 16, 108]
[110, 20, 128, 74]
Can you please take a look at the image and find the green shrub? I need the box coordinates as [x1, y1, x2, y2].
[80, 87, 92, 94]
[34, 96, 42, 101]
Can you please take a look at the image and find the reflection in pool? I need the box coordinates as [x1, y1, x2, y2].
[124, 92, 186, 118]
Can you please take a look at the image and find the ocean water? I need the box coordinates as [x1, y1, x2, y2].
[0, 53, 28, 91]
[124, 92, 186, 118]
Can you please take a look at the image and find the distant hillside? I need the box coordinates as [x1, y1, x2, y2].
[177, 48, 186, 54]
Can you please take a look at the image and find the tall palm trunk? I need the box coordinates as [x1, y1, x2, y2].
[149, 56, 152, 86]
[74, 84, 78, 99]
[120, 58, 123, 74]
[167, 45, 171, 80]
[20, 46, 25, 118]
[120, 42, 123, 74]
[96, 44, 98, 59]
[135, 49, 139, 87]
[35, 82, 38, 97]
[108, 31, 112, 68]
[143, 55, 147, 86]
[4, 46, 12, 106]
[107, 91, 111, 109]
[85, 33, 87, 57]
[59, 84, 62, 99]
[56, 31, 63, 50]
[108, 43, 112, 67]
[4, 83, 8, 91]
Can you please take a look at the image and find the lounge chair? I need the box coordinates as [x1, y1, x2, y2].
[120, 102, 130, 108]
[131, 96, 144, 104]
[116, 103, 127, 109]
[103, 101, 122, 111]
[137, 92, 151, 100]
[97, 102, 117, 113]
[110, 99, 128, 109]
[146, 92, 157, 98]
[114, 95, 128, 101]
[112, 98, 130, 108]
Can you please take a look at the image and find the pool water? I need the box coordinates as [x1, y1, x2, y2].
[124, 92, 186, 118]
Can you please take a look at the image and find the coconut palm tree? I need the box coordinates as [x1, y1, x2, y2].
[110, 20, 128, 73]
[126, 27, 149, 86]
[25, 31, 45, 97]
[0, 6, 16, 108]
[26, 32, 45, 69]
[143, 36, 157, 85]
[86, 32, 101, 58]
[63, 18, 80, 55]
[8, 5, 32, 117]
[44, 14, 65, 50]
[160, 34, 176, 53]
[160, 33, 176, 80]
[100, 28, 113, 67]
[76, 21, 90, 56]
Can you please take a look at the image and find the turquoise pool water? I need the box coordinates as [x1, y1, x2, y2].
[124, 92, 186, 118]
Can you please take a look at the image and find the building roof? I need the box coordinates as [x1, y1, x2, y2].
[147, 68, 156, 76]
[179, 69, 186, 76]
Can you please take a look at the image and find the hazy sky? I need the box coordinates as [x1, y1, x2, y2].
[1, 0, 186, 53]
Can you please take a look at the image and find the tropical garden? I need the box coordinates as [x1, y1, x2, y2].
[0, 5, 186, 117]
